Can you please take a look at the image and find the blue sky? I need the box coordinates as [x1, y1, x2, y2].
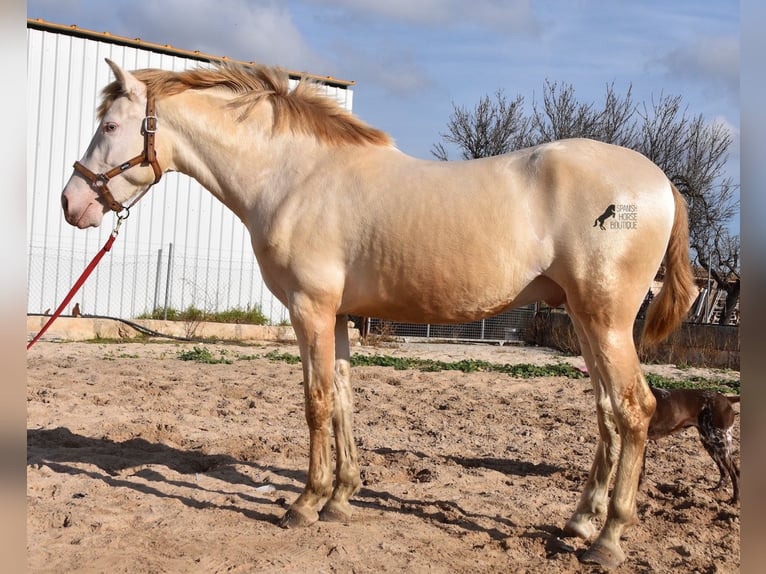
[28, 0, 739, 173]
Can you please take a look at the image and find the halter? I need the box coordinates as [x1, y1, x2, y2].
[72, 94, 163, 216]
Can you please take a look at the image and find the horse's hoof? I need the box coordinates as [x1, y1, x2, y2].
[279, 506, 318, 529]
[562, 517, 597, 540]
[319, 500, 353, 523]
[580, 540, 626, 570]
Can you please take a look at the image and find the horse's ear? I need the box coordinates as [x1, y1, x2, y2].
[105, 58, 146, 101]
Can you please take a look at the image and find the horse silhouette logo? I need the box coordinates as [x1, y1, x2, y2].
[594, 204, 616, 230]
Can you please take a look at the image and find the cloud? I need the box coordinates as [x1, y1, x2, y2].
[306, 0, 538, 33]
[713, 114, 740, 165]
[28, 0, 538, 92]
[300, 0, 540, 94]
[338, 45, 435, 95]
[116, 0, 328, 72]
[658, 35, 739, 100]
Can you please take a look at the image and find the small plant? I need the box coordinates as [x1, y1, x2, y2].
[264, 350, 302, 365]
[180, 305, 206, 338]
[178, 346, 233, 364]
[139, 307, 179, 320]
[361, 320, 398, 347]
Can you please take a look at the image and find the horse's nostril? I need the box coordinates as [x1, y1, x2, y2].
[61, 194, 68, 212]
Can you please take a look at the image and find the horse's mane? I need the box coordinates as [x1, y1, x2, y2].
[98, 63, 393, 147]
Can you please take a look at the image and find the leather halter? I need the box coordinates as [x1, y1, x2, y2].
[72, 95, 163, 214]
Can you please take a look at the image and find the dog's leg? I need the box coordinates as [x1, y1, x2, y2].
[698, 408, 739, 503]
[699, 429, 728, 490]
[720, 425, 740, 503]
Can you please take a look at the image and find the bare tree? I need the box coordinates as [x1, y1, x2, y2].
[528, 80, 638, 146]
[531, 80, 600, 141]
[637, 96, 739, 324]
[634, 93, 689, 172]
[431, 90, 532, 160]
[433, 81, 740, 323]
[598, 82, 639, 147]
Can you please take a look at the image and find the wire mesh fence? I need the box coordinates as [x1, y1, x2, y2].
[27, 241, 290, 325]
[354, 304, 538, 344]
[29, 234, 538, 343]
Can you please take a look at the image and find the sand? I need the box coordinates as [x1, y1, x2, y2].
[27, 340, 740, 573]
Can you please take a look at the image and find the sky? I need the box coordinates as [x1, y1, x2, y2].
[27, 0, 739, 178]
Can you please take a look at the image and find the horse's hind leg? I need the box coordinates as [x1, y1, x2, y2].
[565, 310, 656, 569]
[563, 312, 620, 540]
[319, 315, 362, 522]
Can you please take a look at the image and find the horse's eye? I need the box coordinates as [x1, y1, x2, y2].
[103, 122, 118, 134]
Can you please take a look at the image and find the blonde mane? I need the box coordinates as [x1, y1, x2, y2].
[98, 63, 393, 147]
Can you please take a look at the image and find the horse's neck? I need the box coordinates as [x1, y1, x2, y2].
[163, 92, 316, 221]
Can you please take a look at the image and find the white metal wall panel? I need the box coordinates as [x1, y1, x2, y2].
[27, 25, 354, 323]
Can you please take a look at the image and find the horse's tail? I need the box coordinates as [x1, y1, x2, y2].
[641, 183, 697, 346]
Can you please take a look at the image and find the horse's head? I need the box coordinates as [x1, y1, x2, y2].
[61, 59, 164, 228]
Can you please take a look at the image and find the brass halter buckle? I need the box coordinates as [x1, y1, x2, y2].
[72, 95, 162, 213]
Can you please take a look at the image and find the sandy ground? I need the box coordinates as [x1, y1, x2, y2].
[27, 340, 740, 573]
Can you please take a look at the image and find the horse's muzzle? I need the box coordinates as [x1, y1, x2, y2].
[61, 187, 104, 229]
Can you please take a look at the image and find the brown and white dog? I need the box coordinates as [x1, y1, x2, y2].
[643, 386, 740, 503]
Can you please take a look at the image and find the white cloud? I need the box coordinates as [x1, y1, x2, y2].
[118, 0, 328, 72]
[713, 114, 740, 167]
[659, 35, 739, 100]
[306, 0, 538, 33]
[339, 45, 435, 95]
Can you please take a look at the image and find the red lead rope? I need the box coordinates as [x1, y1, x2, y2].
[27, 218, 124, 350]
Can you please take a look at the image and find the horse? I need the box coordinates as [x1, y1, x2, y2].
[60, 59, 696, 569]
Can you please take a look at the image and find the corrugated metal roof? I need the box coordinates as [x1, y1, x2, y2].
[27, 17, 355, 88]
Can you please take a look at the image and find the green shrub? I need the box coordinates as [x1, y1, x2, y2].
[209, 306, 269, 325]
[138, 304, 269, 325]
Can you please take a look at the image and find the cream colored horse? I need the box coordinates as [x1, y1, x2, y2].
[61, 59, 696, 569]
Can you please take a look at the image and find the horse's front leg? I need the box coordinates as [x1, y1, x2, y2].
[279, 299, 336, 528]
[320, 315, 361, 522]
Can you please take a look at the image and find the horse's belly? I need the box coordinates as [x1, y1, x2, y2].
[341, 267, 556, 324]
[344, 292, 516, 324]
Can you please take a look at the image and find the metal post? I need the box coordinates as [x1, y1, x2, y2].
[153, 248, 163, 313]
[163, 243, 174, 320]
[704, 250, 712, 322]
